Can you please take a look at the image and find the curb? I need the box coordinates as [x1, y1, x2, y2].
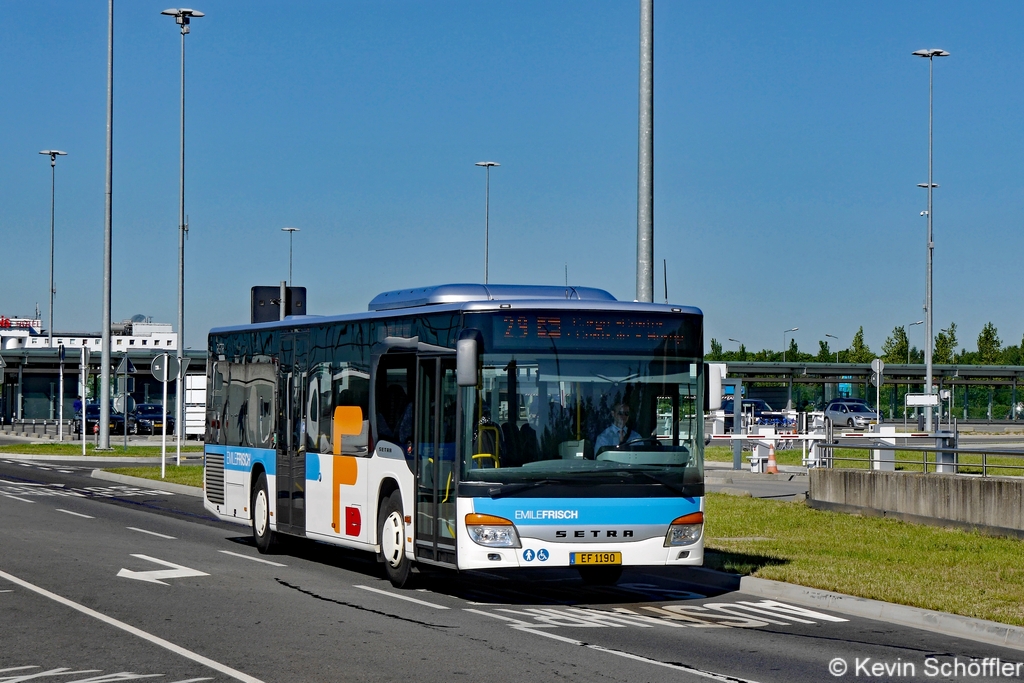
[683, 569, 1024, 652]
[91, 469, 204, 498]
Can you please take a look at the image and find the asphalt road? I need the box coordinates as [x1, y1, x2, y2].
[1, 457, 1021, 683]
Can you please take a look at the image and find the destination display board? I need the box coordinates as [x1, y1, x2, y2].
[472, 312, 702, 357]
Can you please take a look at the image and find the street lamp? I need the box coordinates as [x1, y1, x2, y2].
[281, 227, 300, 285]
[783, 328, 798, 362]
[162, 6, 204, 462]
[908, 320, 924, 364]
[475, 161, 499, 284]
[728, 338, 742, 359]
[825, 333, 839, 363]
[39, 150, 67, 349]
[913, 47, 949, 431]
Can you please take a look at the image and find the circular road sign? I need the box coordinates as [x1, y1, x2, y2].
[114, 394, 137, 413]
[151, 354, 180, 383]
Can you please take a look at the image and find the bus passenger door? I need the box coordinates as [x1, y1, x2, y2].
[277, 332, 308, 535]
[414, 356, 458, 566]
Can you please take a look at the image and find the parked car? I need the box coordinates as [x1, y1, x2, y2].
[824, 401, 879, 429]
[721, 398, 783, 431]
[74, 404, 137, 435]
[133, 403, 175, 435]
[824, 398, 869, 412]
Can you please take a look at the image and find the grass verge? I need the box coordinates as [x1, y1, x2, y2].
[104, 465, 204, 488]
[0, 443, 203, 457]
[705, 492, 1024, 627]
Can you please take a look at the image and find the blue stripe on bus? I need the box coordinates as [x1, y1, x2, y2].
[472, 496, 699, 526]
[206, 445, 276, 476]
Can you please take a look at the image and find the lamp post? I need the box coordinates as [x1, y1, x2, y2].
[99, 0, 113, 450]
[908, 320, 924, 364]
[39, 150, 67, 349]
[783, 327, 798, 362]
[826, 333, 839, 363]
[162, 7, 203, 461]
[474, 161, 499, 284]
[913, 47, 949, 431]
[282, 227, 299, 285]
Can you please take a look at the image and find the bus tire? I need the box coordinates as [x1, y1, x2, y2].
[378, 490, 412, 588]
[252, 472, 276, 554]
[577, 566, 623, 586]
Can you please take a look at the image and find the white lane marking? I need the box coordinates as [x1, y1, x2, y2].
[57, 509, 95, 519]
[218, 550, 286, 567]
[354, 584, 450, 610]
[0, 569, 265, 683]
[167, 679, 214, 683]
[0, 589, 13, 593]
[0, 481, 48, 485]
[126, 527, 176, 540]
[58, 470, 74, 473]
[463, 610, 760, 683]
[587, 643, 763, 683]
[1, 494, 35, 503]
[0, 666, 40, 673]
[0, 667, 102, 680]
[117, 555, 208, 585]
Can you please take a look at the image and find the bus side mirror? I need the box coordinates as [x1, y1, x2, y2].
[706, 363, 723, 411]
[457, 338, 478, 387]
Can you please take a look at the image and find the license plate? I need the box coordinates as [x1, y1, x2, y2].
[570, 552, 621, 566]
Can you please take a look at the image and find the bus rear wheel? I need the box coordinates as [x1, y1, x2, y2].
[252, 472, 276, 554]
[378, 491, 412, 588]
[577, 566, 623, 586]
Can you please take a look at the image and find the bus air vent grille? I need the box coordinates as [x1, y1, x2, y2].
[205, 453, 225, 504]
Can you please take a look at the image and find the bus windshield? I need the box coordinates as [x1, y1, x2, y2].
[459, 353, 703, 492]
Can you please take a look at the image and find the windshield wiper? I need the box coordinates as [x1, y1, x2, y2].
[485, 478, 577, 498]
[589, 467, 692, 496]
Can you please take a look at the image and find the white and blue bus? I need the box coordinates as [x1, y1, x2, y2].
[203, 284, 705, 587]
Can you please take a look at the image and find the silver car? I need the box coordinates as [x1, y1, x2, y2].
[825, 401, 879, 429]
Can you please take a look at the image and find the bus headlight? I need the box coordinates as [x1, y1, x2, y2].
[665, 512, 703, 547]
[465, 513, 521, 548]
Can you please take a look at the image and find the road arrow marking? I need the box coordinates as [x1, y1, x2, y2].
[116, 554, 209, 585]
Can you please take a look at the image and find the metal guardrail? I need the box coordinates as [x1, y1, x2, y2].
[6, 419, 74, 435]
[817, 438, 1024, 477]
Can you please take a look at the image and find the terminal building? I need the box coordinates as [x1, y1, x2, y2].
[0, 316, 205, 430]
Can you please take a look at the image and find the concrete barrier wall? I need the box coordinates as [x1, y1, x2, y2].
[809, 468, 1024, 538]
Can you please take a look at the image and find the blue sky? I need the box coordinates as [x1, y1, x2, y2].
[1, 1, 1022, 354]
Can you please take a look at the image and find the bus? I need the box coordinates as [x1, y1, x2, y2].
[203, 284, 705, 587]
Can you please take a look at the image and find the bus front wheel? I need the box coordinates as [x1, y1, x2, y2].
[252, 472, 276, 554]
[378, 491, 412, 588]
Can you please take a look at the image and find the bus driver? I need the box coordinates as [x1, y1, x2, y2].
[594, 401, 641, 454]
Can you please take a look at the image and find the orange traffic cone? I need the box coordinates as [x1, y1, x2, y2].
[766, 443, 779, 474]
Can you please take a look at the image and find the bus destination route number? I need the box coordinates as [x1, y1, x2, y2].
[570, 551, 622, 566]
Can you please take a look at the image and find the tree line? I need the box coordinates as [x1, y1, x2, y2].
[708, 322, 1024, 366]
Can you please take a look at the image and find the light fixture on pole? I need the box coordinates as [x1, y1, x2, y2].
[39, 150, 67, 349]
[783, 328, 798, 362]
[281, 227, 300, 285]
[825, 333, 839, 363]
[728, 338, 741, 347]
[162, 6, 204, 462]
[913, 47, 949, 431]
[908, 320, 924, 364]
[474, 161, 499, 284]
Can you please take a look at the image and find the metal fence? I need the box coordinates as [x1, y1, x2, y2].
[816, 425, 1024, 477]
